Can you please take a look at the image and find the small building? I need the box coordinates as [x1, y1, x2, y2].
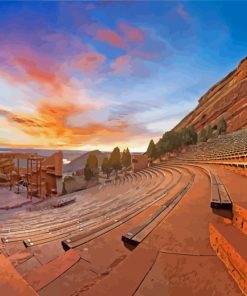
[42, 151, 63, 196]
[132, 154, 149, 173]
[0, 151, 63, 199]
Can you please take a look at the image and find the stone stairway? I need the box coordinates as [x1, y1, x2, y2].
[209, 202, 247, 295]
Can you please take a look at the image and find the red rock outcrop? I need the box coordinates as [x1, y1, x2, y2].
[174, 57, 247, 133]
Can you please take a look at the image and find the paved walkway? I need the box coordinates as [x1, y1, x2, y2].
[134, 166, 242, 296]
[0, 188, 30, 210]
[0, 254, 37, 295]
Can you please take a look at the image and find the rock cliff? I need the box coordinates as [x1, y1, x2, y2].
[174, 57, 247, 133]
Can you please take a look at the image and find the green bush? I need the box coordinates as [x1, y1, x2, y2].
[198, 128, 207, 142]
[217, 118, 227, 135]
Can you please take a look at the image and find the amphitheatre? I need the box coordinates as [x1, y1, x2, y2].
[0, 56, 247, 295]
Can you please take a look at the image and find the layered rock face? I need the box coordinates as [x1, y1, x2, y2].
[174, 57, 247, 133]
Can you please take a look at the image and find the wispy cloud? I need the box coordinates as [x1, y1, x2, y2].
[0, 100, 130, 147]
[176, 3, 191, 22]
[118, 22, 145, 44]
[95, 27, 126, 49]
[74, 52, 106, 74]
[91, 21, 145, 49]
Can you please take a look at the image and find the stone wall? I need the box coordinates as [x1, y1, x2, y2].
[132, 154, 149, 173]
[210, 215, 247, 295]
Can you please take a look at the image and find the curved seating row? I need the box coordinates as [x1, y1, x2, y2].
[0, 166, 180, 248]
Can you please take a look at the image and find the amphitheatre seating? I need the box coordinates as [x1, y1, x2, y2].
[62, 166, 179, 249]
[53, 196, 76, 208]
[0, 166, 178, 250]
[178, 128, 247, 162]
[175, 128, 247, 177]
[1, 151, 246, 294]
[122, 170, 195, 246]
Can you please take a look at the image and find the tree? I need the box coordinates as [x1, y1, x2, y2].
[146, 139, 160, 160]
[156, 138, 164, 160]
[122, 148, 131, 168]
[101, 157, 111, 179]
[84, 153, 98, 181]
[150, 144, 158, 160]
[121, 149, 126, 167]
[181, 126, 197, 145]
[145, 140, 158, 161]
[145, 125, 198, 162]
[84, 164, 93, 181]
[217, 118, 227, 135]
[162, 131, 182, 152]
[87, 154, 98, 175]
[146, 140, 156, 158]
[198, 128, 207, 142]
[110, 147, 122, 176]
[188, 125, 198, 144]
[206, 125, 213, 139]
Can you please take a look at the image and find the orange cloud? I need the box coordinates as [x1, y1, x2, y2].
[14, 55, 66, 92]
[0, 46, 68, 94]
[93, 22, 145, 49]
[0, 100, 130, 148]
[119, 22, 145, 43]
[95, 28, 126, 48]
[74, 52, 105, 74]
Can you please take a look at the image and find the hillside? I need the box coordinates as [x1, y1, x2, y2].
[63, 150, 110, 173]
[174, 57, 247, 133]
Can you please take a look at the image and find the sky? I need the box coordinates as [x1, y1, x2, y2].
[0, 1, 246, 152]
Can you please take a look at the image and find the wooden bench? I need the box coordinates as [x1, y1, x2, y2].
[53, 197, 76, 208]
[210, 173, 232, 209]
[122, 171, 195, 246]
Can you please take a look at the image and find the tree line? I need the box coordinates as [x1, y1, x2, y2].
[146, 118, 227, 160]
[198, 118, 227, 142]
[84, 147, 131, 181]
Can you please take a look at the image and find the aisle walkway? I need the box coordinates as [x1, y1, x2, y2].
[134, 166, 242, 296]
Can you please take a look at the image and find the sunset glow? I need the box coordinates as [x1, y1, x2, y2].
[0, 2, 246, 151]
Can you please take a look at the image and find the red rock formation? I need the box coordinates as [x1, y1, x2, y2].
[174, 57, 247, 133]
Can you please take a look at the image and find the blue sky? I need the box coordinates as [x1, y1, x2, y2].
[0, 1, 246, 151]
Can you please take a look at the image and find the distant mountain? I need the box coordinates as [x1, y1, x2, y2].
[63, 150, 110, 173]
[174, 57, 247, 133]
[0, 148, 86, 162]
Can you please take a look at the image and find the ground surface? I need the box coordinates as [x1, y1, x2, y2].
[0, 164, 245, 296]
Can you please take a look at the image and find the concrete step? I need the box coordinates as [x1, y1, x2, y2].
[83, 246, 158, 296]
[209, 220, 247, 295]
[24, 249, 80, 292]
[0, 253, 37, 295]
